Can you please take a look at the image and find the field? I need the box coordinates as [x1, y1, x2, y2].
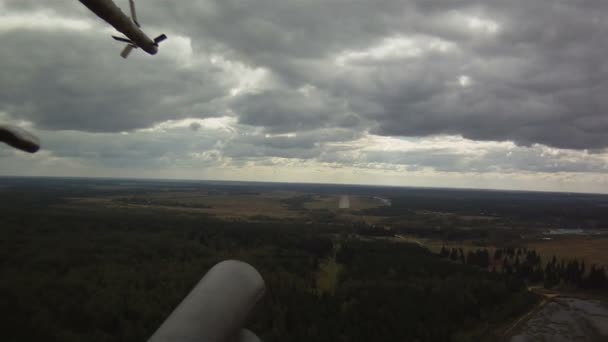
[397, 234, 608, 269]
[6, 176, 608, 268]
[61, 190, 388, 224]
[526, 237, 608, 268]
[66, 191, 301, 220]
[8, 176, 608, 268]
[303, 195, 383, 211]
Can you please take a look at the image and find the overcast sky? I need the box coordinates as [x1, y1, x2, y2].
[2, 0, 608, 193]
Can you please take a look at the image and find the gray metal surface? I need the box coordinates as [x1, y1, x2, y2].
[0, 125, 40, 153]
[231, 329, 262, 342]
[78, 0, 159, 54]
[148, 260, 265, 342]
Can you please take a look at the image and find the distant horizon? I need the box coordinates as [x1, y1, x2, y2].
[3, 174, 608, 196]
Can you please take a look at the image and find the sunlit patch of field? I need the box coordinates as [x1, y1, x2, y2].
[303, 195, 385, 211]
[302, 195, 335, 210]
[414, 210, 498, 222]
[64, 191, 302, 220]
[395, 234, 608, 268]
[525, 237, 608, 267]
[393, 235, 497, 255]
[63, 191, 389, 222]
[459, 215, 498, 221]
[196, 195, 298, 219]
[350, 196, 386, 211]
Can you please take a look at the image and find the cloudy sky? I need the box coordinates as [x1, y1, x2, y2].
[2, 0, 608, 193]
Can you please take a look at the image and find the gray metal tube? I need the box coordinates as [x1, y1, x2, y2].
[0, 125, 40, 153]
[231, 329, 262, 342]
[148, 260, 265, 342]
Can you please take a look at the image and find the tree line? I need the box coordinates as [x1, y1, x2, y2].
[440, 246, 608, 290]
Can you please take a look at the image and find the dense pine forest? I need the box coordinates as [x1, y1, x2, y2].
[0, 189, 537, 341]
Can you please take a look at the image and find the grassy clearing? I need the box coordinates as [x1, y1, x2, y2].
[317, 258, 341, 295]
[317, 242, 342, 295]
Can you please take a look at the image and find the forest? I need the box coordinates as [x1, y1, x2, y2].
[440, 246, 608, 290]
[0, 178, 606, 341]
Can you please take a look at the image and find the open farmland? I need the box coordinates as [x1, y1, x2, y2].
[68, 191, 300, 220]
[397, 235, 608, 269]
[303, 194, 384, 211]
[61, 189, 389, 223]
[525, 237, 608, 268]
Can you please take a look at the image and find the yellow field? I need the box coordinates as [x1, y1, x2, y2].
[525, 237, 608, 267]
[64, 191, 388, 222]
[394, 235, 608, 268]
[65, 191, 299, 219]
[393, 235, 493, 252]
[303, 195, 383, 211]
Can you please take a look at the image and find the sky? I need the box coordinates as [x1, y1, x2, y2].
[2, 0, 608, 193]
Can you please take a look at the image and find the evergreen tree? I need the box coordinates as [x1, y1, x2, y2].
[440, 246, 449, 258]
[480, 249, 489, 269]
[531, 266, 544, 283]
[466, 251, 474, 265]
[585, 265, 607, 289]
[544, 262, 559, 289]
[503, 258, 512, 275]
[450, 248, 459, 261]
[494, 249, 503, 260]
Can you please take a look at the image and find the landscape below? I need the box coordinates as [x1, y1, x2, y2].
[1, 177, 607, 341]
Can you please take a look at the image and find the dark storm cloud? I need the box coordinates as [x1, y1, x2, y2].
[1, 0, 97, 19]
[231, 89, 360, 133]
[223, 128, 361, 160]
[0, 29, 228, 132]
[312, 145, 608, 175]
[159, 0, 608, 150]
[36, 126, 228, 168]
[3, 0, 608, 171]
